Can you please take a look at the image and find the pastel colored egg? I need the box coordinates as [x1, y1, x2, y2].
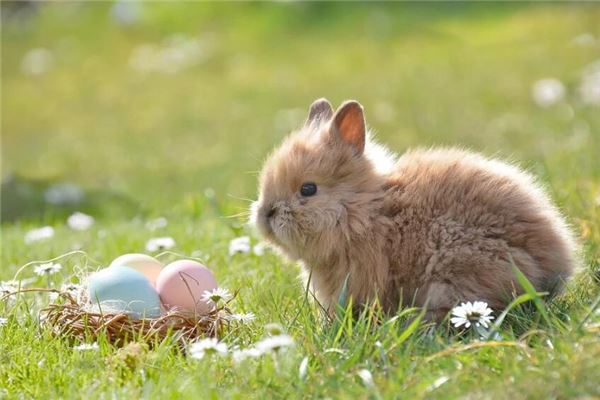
[109, 253, 163, 285]
[87, 266, 162, 318]
[156, 260, 217, 315]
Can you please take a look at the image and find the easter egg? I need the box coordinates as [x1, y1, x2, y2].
[156, 260, 217, 314]
[87, 266, 162, 318]
[109, 253, 163, 285]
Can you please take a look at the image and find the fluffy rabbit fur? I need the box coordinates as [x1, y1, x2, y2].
[252, 98, 577, 320]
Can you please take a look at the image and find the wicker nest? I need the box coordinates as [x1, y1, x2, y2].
[6, 289, 234, 347]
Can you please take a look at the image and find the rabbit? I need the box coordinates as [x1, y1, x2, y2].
[251, 98, 577, 320]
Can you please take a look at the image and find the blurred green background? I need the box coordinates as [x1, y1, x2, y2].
[2, 1, 600, 243]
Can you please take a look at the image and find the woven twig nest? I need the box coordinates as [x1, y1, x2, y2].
[6, 288, 235, 347]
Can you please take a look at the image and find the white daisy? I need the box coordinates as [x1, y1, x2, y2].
[188, 338, 228, 359]
[252, 242, 269, 256]
[232, 347, 262, 363]
[532, 78, 565, 107]
[74, 343, 99, 351]
[450, 301, 495, 329]
[55, 282, 82, 302]
[229, 236, 251, 256]
[357, 369, 375, 388]
[255, 334, 294, 354]
[145, 236, 176, 252]
[34, 263, 62, 276]
[200, 288, 232, 305]
[0, 317, 7, 327]
[61, 282, 81, 294]
[229, 312, 256, 323]
[67, 212, 95, 231]
[0, 281, 19, 296]
[24, 226, 55, 244]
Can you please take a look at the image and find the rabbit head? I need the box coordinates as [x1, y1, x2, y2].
[252, 99, 387, 262]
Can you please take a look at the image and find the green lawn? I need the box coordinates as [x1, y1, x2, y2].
[2, 2, 600, 398]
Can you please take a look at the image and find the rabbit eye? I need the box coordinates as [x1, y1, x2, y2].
[300, 182, 317, 197]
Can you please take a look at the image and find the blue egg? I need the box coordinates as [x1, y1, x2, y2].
[87, 266, 161, 318]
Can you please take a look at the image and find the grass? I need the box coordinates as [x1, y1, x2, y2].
[2, 2, 600, 399]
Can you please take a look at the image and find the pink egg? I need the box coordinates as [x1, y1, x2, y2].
[156, 260, 217, 314]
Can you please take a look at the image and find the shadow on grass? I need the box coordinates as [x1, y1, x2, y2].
[1, 174, 141, 224]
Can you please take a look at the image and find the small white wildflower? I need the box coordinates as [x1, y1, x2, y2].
[255, 334, 294, 354]
[0, 281, 19, 296]
[232, 347, 262, 363]
[229, 236, 251, 256]
[145, 236, 176, 252]
[572, 33, 596, 46]
[229, 312, 256, 323]
[24, 226, 55, 244]
[532, 78, 565, 107]
[74, 343, 99, 351]
[61, 282, 81, 293]
[357, 369, 375, 388]
[21, 48, 54, 76]
[252, 242, 269, 256]
[450, 301, 495, 329]
[34, 263, 62, 276]
[0, 317, 8, 327]
[189, 338, 228, 359]
[67, 212, 95, 231]
[57, 282, 82, 302]
[299, 356, 309, 380]
[145, 217, 168, 231]
[200, 287, 232, 306]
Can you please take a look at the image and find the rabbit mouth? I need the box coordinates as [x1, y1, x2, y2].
[251, 200, 304, 256]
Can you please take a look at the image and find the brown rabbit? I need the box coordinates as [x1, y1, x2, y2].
[251, 98, 577, 320]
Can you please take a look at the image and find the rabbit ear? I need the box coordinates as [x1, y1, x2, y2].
[306, 98, 333, 126]
[331, 100, 365, 155]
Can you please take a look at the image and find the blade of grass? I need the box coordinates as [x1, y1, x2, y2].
[386, 307, 425, 354]
[482, 292, 535, 340]
[511, 263, 552, 326]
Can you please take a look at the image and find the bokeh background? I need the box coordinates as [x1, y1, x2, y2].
[2, 1, 600, 261]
